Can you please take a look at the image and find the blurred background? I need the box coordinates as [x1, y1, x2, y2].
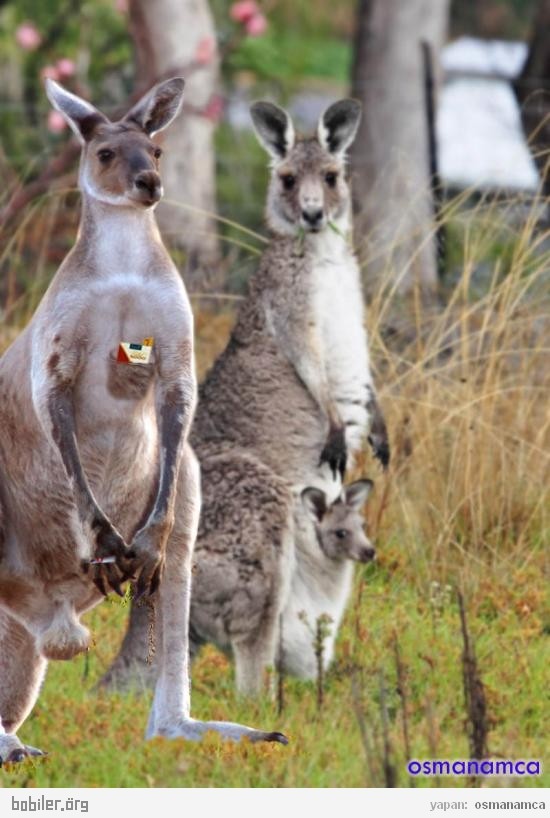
[0, 0, 548, 788]
[0, 0, 548, 302]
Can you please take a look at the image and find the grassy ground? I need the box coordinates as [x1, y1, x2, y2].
[0, 557, 547, 788]
[0, 194, 549, 788]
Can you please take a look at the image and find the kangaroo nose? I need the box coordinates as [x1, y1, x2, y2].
[359, 546, 376, 563]
[301, 208, 324, 228]
[134, 171, 162, 204]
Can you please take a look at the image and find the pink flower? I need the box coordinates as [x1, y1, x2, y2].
[230, 1, 258, 23]
[56, 58, 76, 78]
[203, 94, 224, 124]
[195, 36, 216, 65]
[115, 0, 128, 12]
[41, 65, 60, 81]
[47, 110, 67, 134]
[15, 22, 42, 51]
[245, 13, 267, 36]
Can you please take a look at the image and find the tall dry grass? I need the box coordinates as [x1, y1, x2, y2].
[362, 196, 548, 589]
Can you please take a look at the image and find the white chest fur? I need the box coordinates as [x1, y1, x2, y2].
[311, 233, 372, 453]
[279, 233, 373, 679]
[281, 517, 354, 679]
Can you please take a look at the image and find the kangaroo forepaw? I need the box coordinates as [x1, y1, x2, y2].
[127, 527, 166, 600]
[88, 514, 132, 596]
[319, 425, 347, 480]
[367, 399, 390, 469]
[368, 432, 390, 469]
[148, 717, 288, 745]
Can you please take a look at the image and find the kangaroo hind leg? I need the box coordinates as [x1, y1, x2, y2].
[0, 610, 47, 764]
[145, 447, 287, 745]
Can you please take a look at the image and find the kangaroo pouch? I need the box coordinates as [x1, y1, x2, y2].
[107, 351, 155, 401]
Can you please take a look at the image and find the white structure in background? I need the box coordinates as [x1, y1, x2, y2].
[226, 36, 540, 194]
[438, 36, 539, 191]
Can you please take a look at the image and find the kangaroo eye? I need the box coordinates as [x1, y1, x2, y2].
[335, 529, 348, 540]
[97, 148, 115, 163]
[153, 147, 162, 159]
[281, 173, 296, 191]
[325, 171, 337, 188]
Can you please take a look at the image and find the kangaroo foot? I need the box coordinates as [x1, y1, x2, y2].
[147, 717, 288, 745]
[97, 656, 156, 692]
[0, 734, 46, 766]
[38, 617, 90, 661]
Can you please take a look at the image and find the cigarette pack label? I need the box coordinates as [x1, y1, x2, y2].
[117, 337, 154, 365]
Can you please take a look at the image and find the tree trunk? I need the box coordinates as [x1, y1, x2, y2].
[513, 0, 550, 202]
[350, 0, 450, 299]
[129, 0, 221, 290]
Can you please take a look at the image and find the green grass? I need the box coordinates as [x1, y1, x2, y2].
[0, 547, 547, 788]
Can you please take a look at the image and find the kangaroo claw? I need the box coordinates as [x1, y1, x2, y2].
[319, 425, 347, 480]
[368, 433, 390, 469]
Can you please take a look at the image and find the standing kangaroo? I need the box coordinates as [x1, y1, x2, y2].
[104, 99, 389, 692]
[193, 99, 389, 479]
[0, 79, 285, 765]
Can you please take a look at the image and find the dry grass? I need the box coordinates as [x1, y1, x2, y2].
[366, 196, 548, 581]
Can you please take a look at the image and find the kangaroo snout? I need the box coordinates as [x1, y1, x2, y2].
[134, 170, 162, 205]
[358, 544, 376, 563]
[301, 207, 324, 230]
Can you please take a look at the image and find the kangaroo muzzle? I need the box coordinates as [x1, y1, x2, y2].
[357, 545, 376, 563]
[301, 207, 324, 229]
[134, 170, 162, 206]
[300, 178, 325, 231]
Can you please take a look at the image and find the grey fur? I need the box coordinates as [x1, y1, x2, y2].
[105, 100, 389, 693]
[100, 448, 293, 697]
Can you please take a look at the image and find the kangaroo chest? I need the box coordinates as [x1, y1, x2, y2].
[78, 275, 159, 401]
[310, 246, 371, 446]
[281, 533, 354, 678]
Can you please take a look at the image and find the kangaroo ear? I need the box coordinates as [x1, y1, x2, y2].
[318, 99, 362, 156]
[250, 101, 295, 160]
[301, 487, 327, 523]
[343, 479, 373, 510]
[45, 79, 108, 143]
[124, 77, 185, 136]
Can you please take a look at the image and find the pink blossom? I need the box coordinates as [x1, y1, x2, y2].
[202, 94, 224, 124]
[245, 13, 268, 36]
[56, 58, 76, 78]
[115, 0, 128, 13]
[15, 22, 42, 51]
[195, 36, 216, 65]
[41, 65, 60, 81]
[230, 1, 258, 24]
[47, 110, 67, 134]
